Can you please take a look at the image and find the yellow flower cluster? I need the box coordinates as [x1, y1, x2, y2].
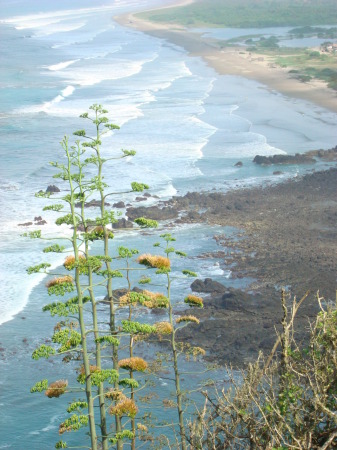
[176, 315, 200, 324]
[120, 290, 168, 308]
[190, 346, 206, 357]
[184, 294, 204, 308]
[118, 357, 148, 372]
[105, 388, 124, 401]
[79, 365, 100, 375]
[46, 275, 74, 288]
[137, 423, 148, 432]
[154, 321, 173, 335]
[45, 380, 68, 398]
[142, 291, 168, 308]
[137, 254, 171, 270]
[109, 398, 138, 418]
[63, 255, 86, 271]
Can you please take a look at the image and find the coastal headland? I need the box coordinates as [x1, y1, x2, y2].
[115, 1, 337, 366]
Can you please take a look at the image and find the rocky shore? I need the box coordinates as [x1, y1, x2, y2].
[128, 167, 337, 366]
[21, 165, 336, 367]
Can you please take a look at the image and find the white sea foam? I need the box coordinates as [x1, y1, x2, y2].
[50, 29, 110, 49]
[61, 85, 75, 97]
[15, 84, 75, 115]
[33, 22, 86, 37]
[47, 60, 79, 71]
[51, 59, 149, 86]
[1, 5, 117, 27]
[0, 234, 72, 326]
[13, 18, 62, 30]
[157, 183, 177, 199]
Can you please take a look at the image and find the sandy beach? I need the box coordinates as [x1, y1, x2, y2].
[115, 0, 337, 113]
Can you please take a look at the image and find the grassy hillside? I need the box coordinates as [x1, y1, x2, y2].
[138, 0, 337, 28]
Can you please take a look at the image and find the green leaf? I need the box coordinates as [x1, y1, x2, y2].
[121, 320, 156, 335]
[55, 441, 68, 449]
[109, 430, 134, 445]
[26, 263, 51, 274]
[105, 123, 120, 130]
[43, 204, 63, 212]
[139, 276, 151, 285]
[182, 270, 197, 277]
[43, 244, 65, 253]
[66, 401, 88, 413]
[122, 149, 136, 156]
[134, 217, 158, 228]
[95, 336, 120, 346]
[35, 190, 51, 198]
[119, 378, 139, 389]
[30, 379, 48, 393]
[73, 130, 86, 137]
[22, 230, 42, 239]
[59, 414, 88, 434]
[118, 246, 139, 258]
[55, 214, 76, 226]
[160, 233, 176, 242]
[77, 368, 119, 386]
[32, 345, 55, 360]
[131, 182, 149, 192]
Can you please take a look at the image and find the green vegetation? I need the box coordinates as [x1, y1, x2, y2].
[138, 0, 337, 28]
[26, 106, 208, 449]
[191, 291, 337, 448]
[288, 26, 337, 39]
[273, 50, 337, 90]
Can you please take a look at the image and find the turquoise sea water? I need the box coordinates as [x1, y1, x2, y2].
[0, 0, 337, 447]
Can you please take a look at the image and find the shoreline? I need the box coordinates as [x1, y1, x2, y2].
[114, 1, 337, 114]
[114, 0, 337, 365]
[129, 166, 337, 366]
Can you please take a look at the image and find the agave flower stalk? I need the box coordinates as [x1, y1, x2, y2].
[63, 136, 98, 449]
[138, 235, 188, 450]
[73, 142, 109, 450]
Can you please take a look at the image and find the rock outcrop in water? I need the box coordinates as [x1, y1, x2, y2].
[253, 153, 315, 165]
[126, 205, 179, 221]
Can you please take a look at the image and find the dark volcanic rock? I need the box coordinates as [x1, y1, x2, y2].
[113, 201, 125, 208]
[306, 145, 337, 161]
[253, 153, 315, 165]
[34, 216, 42, 221]
[235, 161, 243, 167]
[36, 220, 47, 225]
[135, 196, 147, 202]
[191, 278, 227, 294]
[126, 205, 179, 221]
[46, 185, 60, 193]
[185, 210, 201, 222]
[112, 218, 133, 229]
[18, 222, 33, 226]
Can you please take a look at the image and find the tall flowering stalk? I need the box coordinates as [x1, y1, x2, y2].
[26, 105, 158, 449]
[137, 233, 204, 450]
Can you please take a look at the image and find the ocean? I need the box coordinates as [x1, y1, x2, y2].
[0, 0, 336, 447]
